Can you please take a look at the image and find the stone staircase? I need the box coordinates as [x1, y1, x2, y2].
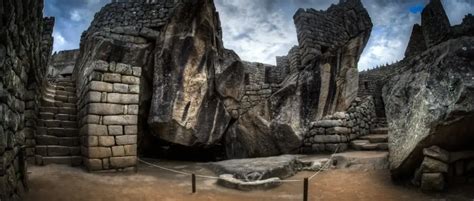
[35, 78, 82, 166]
[350, 118, 389, 151]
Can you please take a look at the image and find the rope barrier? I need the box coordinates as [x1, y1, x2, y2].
[138, 158, 220, 179]
[139, 144, 340, 183]
[308, 145, 340, 181]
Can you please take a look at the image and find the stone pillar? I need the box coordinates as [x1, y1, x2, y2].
[78, 60, 140, 171]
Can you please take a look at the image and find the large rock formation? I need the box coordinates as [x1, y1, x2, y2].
[0, 0, 54, 199]
[404, 24, 427, 58]
[225, 0, 372, 158]
[148, 0, 241, 147]
[385, 37, 474, 178]
[383, 0, 474, 179]
[421, 0, 451, 47]
[71, 0, 372, 162]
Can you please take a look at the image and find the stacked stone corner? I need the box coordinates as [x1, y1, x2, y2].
[77, 60, 140, 171]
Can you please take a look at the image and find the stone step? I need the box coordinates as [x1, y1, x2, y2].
[36, 145, 81, 157]
[360, 134, 388, 143]
[38, 112, 77, 121]
[42, 90, 76, 99]
[36, 155, 82, 166]
[39, 107, 76, 114]
[36, 135, 80, 146]
[40, 98, 75, 108]
[54, 94, 77, 103]
[54, 81, 75, 87]
[53, 78, 74, 82]
[40, 93, 76, 104]
[37, 127, 79, 137]
[38, 120, 77, 128]
[53, 86, 75, 93]
[370, 127, 388, 134]
[42, 92, 56, 100]
[55, 90, 75, 97]
[350, 140, 388, 151]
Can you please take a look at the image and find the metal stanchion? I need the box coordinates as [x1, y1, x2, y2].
[192, 173, 196, 193]
[303, 178, 309, 201]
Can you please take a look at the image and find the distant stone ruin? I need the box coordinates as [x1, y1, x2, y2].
[360, 0, 474, 191]
[48, 50, 80, 78]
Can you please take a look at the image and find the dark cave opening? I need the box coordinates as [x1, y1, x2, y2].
[138, 132, 227, 162]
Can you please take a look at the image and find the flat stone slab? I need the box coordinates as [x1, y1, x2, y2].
[333, 151, 389, 170]
[206, 155, 311, 181]
[206, 155, 315, 191]
[216, 174, 281, 191]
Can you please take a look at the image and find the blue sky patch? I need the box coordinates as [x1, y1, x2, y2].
[409, 4, 424, 14]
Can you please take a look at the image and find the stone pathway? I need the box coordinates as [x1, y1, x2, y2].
[35, 78, 81, 166]
[350, 118, 388, 151]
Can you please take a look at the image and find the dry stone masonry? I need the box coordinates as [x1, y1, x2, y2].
[48, 49, 80, 78]
[77, 60, 140, 171]
[84, 0, 177, 39]
[357, 0, 474, 191]
[0, 0, 54, 199]
[302, 96, 377, 153]
[1, 0, 472, 196]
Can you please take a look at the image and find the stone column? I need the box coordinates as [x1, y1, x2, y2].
[78, 60, 140, 171]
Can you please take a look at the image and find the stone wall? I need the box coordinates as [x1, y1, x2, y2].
[77, 60, 140, 171]
[239, 61, 282, 114]
[0, 0, 54, 199]
[293, 0, 372, 66]
[301, 96, 376, 153]
[358, 68, 392, 117]
[287, 46, 301, 74]
[83, 0, 177, 39]
[48, 49, 80, 78]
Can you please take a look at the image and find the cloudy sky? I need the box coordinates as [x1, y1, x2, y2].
[44, 0, 474, 70]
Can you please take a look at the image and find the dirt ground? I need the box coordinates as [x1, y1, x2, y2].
[24, 160, 474, 201]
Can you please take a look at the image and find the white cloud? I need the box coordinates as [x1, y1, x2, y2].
[52, 31, 73, 52]
[70, 10, 82, 21]
[47, 0, 473, 69]
[442, 0, 474, 25]
[215, 0, 299, 65]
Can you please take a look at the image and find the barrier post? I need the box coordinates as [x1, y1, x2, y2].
[192, 174, 196, 193]
[303, 178, 309, 201]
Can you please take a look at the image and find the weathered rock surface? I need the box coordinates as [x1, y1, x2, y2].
[226, 0, 373, 158]
[384, 36, 474, 178]
[0, 0, 54, 199]
[421, 0, 451, 47]
[71, 0, 374, 160]
[216, 174, 281, 191]
[404, 24, 427, 58]
[421, 173, 445, 191]
[147, 0, 239, 147]
[206, 155, 310, 181]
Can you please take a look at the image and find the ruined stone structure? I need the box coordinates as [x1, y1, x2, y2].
[72, 0, 169, 171]
[360, 0, 474, 191]
[77, 61, 141, 171]
[4, 0, 472, 196]
[62, 0, 373, 163]
[301, 96, 382, 153]
[223, 0, 373, 159]
[404, 24, 427, 58]
[48, 49, 80, 78]
[0, 0, 54, 199]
